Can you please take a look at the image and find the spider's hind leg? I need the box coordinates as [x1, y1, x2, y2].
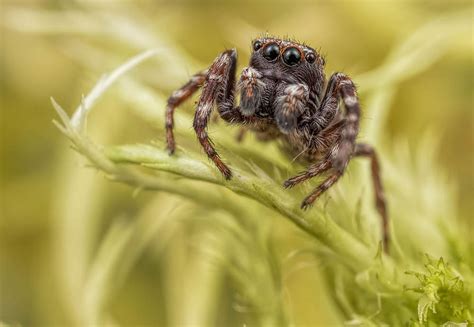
[353, 142, 389, 252]
[165, 71, 206, 154]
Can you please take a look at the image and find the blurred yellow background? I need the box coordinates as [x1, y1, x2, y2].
[1, 0, 472, 326]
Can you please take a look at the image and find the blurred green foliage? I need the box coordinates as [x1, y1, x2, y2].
[1, 1, 473, 326]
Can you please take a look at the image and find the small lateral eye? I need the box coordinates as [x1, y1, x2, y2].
[306, 52, 316, 64]
[262, 43, 280, 61]
[282, 47, 301, 66]
[253, 40, 263, 51]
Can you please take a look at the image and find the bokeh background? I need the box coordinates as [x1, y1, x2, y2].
[1, 0, 473, 326]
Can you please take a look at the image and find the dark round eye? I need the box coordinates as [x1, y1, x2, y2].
[306, 52, 316, 64]
[253, 40, 263, 51]
[262, 43, 280, 61]
[282, 47, 301, 66]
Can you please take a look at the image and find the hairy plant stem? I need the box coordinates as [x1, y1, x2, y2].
[105, 144, 382, 273]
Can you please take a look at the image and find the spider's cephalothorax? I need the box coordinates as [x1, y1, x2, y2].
[164, 37, 389, 252]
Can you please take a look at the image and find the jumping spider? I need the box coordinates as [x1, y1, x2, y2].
[164, 37, 389, 251]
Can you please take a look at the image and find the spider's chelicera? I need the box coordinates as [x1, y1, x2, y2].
[164, 37, 389, 251]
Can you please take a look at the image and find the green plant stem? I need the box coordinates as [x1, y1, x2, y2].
[105, 144, 390, 274]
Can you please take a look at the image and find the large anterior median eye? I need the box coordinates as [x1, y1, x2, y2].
[282, 47, 301, 66]
[262, 43, 280, 61]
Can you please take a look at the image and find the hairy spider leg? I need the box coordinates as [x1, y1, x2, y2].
[285, 72, 389, 251]
[295, 73, 360, 206]
[284, 73, 359, 189]
[313, 72, 346, 130]
[333, 75, 360, 173]
[193, 49, 254, 179]
[301, 172, 342, 210]
[308, 73, 361, 170]
[283, 160, 332, 188]
[169, 49, 257, 179]
[353, 142, 389, 253]
[165, 71, 207, 154]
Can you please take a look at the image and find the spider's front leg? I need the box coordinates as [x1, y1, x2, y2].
[284, 73, 360, 190]
[332, 76, 360, 173]
[193, 49, 254, 179]
[284, 73, 390, 251]
[191, 50, 236, 179]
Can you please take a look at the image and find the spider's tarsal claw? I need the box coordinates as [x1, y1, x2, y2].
[283, 179, 297, 189]
[217, 163, 233, 180]
[300, 199, 314, 210]
[222, 168, 233, 180]
[166, 144, 175, 155]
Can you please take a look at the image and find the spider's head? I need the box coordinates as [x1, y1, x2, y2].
[249, 37, 325, 86]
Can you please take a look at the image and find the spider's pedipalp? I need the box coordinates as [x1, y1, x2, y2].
[238, 67, 265, 116]
[274, 83, 309, 134]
